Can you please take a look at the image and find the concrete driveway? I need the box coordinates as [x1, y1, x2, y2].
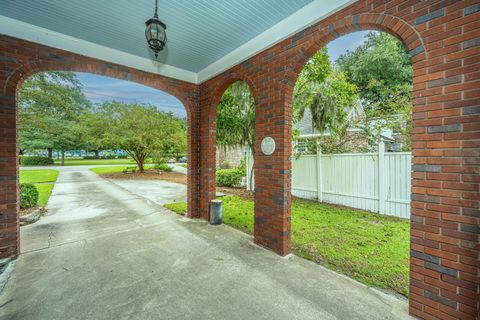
[0, 166, 411, 320]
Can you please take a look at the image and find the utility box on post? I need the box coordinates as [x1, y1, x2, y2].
[210, 200, 222, 225]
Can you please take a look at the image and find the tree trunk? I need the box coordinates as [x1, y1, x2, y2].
[61, 149, 65, 166]
[138, 158, 144, 173]
[57, 151, 60, 160]
[48, 148, 53, 159]
[94, 149, 99, 158]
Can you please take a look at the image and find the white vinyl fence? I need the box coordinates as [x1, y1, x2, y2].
[246, 142, 412, 219]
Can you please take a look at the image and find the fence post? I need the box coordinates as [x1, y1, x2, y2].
[378, 141, 386, 214]
[245, 147, 250, 191]
[316, 142, 323, 202]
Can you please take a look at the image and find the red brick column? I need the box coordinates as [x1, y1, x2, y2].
[0, 81, 19, 258]
[197, 87, 217, 220]
[252, 81, 293, 255]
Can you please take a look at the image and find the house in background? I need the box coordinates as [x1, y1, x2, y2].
[216, 145, 245, 169]
[293, 107, 405, 154]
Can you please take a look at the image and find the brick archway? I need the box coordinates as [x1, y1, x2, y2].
[0, 36, 201, 257]
[288, 13, 426, 80]
[198, 74, 258, 220]
[284, 14, 427, 319]
[4, 60, 196, 118]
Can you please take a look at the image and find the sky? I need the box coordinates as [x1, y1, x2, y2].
[76, 31, 370, 116]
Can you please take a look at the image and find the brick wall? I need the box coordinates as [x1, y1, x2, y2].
[200, 1, 480, 319]
[0, 0, 479, 319]
[0, 35, 202, 258]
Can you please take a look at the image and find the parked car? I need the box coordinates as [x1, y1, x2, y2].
[177, 156, 187, 163]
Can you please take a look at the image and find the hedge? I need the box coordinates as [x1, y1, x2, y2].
[20, 183, 39, 209]
[20, 156, 54, 166]
[154, 163, 173, 172]
[216, 168, 244, 187]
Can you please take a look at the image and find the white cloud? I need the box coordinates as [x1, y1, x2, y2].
[77, 72, 186, 117]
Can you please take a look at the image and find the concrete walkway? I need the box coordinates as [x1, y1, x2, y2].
[1, 166, 411, 320]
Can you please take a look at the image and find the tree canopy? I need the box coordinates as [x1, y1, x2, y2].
[292, 32, 413, 153]
[337, 32, 413, 150]
[216, 81, 255, 152]
[337, 32, 412, 115]
[80, 101, 186, 172]
[18, 72, 91, 156]
[293, 48, 358, 135]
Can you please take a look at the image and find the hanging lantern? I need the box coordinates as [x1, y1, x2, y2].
[145, 0, 167, 58]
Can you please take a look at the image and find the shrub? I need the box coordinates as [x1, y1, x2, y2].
[216, 168, 244, 187]
[154, 163, 173, 172]
[20, 183, 39, 209]
[20, 156, 54, 166]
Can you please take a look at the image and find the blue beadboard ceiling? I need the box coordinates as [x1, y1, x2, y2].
[0, 0, 313, 72]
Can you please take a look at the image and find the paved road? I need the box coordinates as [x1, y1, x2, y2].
[0, 166, 411, 320]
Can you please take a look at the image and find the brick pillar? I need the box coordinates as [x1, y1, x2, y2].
[253, 83, 292, 256]
[407, 3, 480, 319]
[0, 86, 19, 258]
[186, 93, 201, 219]
[197, 89, 217, 221]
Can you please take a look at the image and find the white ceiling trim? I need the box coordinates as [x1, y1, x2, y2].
[0, 0, 356, 85]
[197, 0, 357, 83]
[0, 15, 198, 83]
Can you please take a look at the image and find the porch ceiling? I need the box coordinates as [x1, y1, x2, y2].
[0, 0, 355, 84]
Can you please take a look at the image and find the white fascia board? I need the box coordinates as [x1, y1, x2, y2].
[0, 15, 198, 84]
[197, 0, 357, 83]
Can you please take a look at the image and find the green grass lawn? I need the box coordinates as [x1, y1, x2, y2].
[53, 159, 143, 166]
[165, 195, 410, 296]
[20, 169, 59, 183]
[89, 164, 154, 175]
[20, 169, 59, 207]
[35, 184, 55, 207]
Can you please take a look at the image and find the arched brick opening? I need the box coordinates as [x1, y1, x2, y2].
[198, 75, 257, 220]
[0, 35, 201, 257]
[281, 11, 480, 319]
[280, 13, 478, 320]
[286, 16, 419, 316]
[5, 63, 194, 120]
[288, 13, 425, 79]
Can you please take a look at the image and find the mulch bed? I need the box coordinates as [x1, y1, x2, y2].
[20, 206, 41, 217]
[101, 169, 187, 184]
[216, 187, 254, 201]
[101, 169, 254, 200]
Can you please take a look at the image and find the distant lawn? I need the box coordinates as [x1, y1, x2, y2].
[89, 164, 154, 175]
[20, 169, 59, 207]
[53, 159, 150, 166]
[165, 195, 410, 296]
[20, 169, 59, 183]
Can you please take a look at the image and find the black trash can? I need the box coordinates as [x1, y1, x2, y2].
[210, 200, 222, 225]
